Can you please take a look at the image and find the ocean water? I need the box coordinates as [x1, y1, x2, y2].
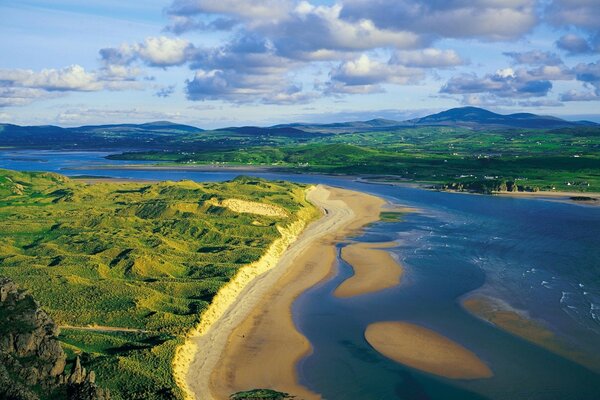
[2, 150, 599, 399]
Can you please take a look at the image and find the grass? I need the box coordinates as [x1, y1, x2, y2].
[111, 140, 600, 193]
[0, 169, 317, 399]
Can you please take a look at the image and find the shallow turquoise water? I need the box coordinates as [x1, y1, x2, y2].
[2, 150, 599, 399]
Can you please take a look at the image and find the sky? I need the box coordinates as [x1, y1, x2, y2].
[1, 0, 599, 128]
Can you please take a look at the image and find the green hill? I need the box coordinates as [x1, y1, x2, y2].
[0, 169, 317, 400]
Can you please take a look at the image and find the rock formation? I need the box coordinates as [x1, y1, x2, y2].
[0, 277, 109, 400]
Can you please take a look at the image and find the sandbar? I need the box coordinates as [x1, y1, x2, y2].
[462, 295, 600, 373]
[334, 242, 402, 298]
[365, 321, 493, 380]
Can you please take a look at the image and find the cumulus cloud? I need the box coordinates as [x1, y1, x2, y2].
[267, 3, 423, 59]
[0, 64, 144, 107]
[340, 0, 538, 41]
[100, 36, 194, 67]
[185, 69, 315, 104]
[546, 0, 600, 31]
[572, 60, 600, 95]
[324, 54, 425, 94]
[547, 0, 600, 56]
[441, 69, 553, 99]
[0, 65, 103, 92]
[556, 34, 595, 55]
[183, 33, 312, 104]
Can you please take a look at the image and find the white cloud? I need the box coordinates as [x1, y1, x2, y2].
[100, 36, 194, 67]
[0, 65, 102, 92]
[0, 64, 144, 108]
[325, 54, 424, 94]
[341, 0, 538, 41]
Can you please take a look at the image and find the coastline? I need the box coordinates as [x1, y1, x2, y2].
[182, 185, 385, 399]
[172, 186, 319, 399]
[64, 163, 600, 205]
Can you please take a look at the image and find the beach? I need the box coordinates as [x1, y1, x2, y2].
[179, 185, 385, 399]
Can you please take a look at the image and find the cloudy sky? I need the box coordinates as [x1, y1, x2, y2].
[1, 0, 600, 127]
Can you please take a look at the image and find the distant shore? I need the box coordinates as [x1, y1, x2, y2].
[70, 164, 600, 205]
[181, 185, 385, 399]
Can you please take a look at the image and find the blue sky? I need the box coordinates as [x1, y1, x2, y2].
[1, 0, 599, 128]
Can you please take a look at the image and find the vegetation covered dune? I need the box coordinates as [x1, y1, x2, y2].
[0, 169, 317, 399]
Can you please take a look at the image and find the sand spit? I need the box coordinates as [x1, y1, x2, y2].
[462, 295, 600, 373]
[365, 321, 493, 380]
[181, 185, 384, 399]
[221, 198, 288, 218]
[334, 242, 402, 298]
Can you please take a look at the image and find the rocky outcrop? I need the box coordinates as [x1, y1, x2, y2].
[0, 277, 109, 400]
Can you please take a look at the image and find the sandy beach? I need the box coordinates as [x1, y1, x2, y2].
[180, 185, 385, 399]
[365, 321, 493, 380]
[334, 242, 403, 298]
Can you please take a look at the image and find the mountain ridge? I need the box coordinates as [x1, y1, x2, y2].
[1, 107, 598, 149]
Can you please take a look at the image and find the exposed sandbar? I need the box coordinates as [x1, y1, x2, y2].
[462, 295, 600, 373]
[334, 242, 402, 298]
[365, 321, 493, 380]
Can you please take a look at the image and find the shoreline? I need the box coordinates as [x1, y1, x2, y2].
[63, 163, 600, 204]
[172, 186, 319, 399]
[182, 185, 385, 399]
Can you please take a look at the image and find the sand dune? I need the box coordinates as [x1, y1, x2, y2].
[221, 198, 288, 217]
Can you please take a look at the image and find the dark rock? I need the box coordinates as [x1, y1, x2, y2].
[0, 277, 109, 400]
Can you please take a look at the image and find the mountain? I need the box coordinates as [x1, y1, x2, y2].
[72, 121, 204, 134]
[408, 106, 598, 129]
[1, 108, 598, 150]
[0, 121, 208, 150]
[275, 107, 598, 132]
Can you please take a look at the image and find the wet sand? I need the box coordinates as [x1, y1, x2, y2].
[184, 185, 385, 399]
[365, 321, 493, 380]
[462, 295, 600, 373]
[334, 242, 403, 298]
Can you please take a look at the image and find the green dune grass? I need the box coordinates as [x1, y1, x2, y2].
[0, 169, 317, 399]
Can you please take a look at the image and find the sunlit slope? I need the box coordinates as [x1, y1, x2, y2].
[0, 169, 317, 399]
